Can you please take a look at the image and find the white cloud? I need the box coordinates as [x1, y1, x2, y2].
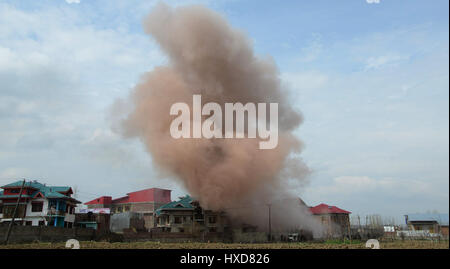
[0, 167, 31, 182]
[282, 71, 328, 91]
[297, 33, 323, 63]
[65, 0, 81, 4]
[364, 54, 410, 70]
[0, 2, 165, 196]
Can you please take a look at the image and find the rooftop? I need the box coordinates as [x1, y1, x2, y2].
[84, 188, 171, 205]
[155, 195, 195, 216]
[0, 180, 80, 203]
[309, 203, 351, 215]
[406, 213, 449, 226]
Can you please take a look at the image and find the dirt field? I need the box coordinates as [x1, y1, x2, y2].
[0, 240, 448, 249]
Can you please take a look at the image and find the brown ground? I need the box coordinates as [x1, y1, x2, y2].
[0, 240, 448, 249]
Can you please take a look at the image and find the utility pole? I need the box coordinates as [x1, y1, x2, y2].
[4, 179, 26, 245]
[347, 216, 352, 243]
[267, 204, 272, 242]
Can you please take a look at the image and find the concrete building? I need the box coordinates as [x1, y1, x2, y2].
[405, 213, 449, 238]
[155, 195, 229, 234]
[75, 211, 111, 234]
[0, 180, 80, 227]
[309, 203, 351, 238]
[85, 188, 171, 230]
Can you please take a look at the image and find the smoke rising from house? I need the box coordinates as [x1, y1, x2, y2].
[115, 3, 322, 234]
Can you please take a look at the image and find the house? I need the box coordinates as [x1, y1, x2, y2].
[405, 213, 449, 238]
[155, 195, 229, 234]
[309, 203, 351, 238]
[110, 211, 146, 233]
[84, 187, 171, 230]
[74, 210, 111, 234]
[0, 180, 81, 227]
[0, 191, 3, 220]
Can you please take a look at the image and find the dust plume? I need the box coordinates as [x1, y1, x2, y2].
[115, 3, 322, 235]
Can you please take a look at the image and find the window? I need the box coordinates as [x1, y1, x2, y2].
[209, 227, 217, 233]
[0, 204, 3, 214]
[179, 228, 184, 233]
[125, 205, 130, 212]
[31, 202, 43, 212]
[25, 221, 32, 226]
[174, 216, 182, 224]
[10, 189, 19, 194]
[208, 216, 217, 224]
[38, 221, 45, 226]
[3, 205, 26, 218]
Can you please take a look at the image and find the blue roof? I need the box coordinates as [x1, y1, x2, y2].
[406, 213, 449, 226]
[0, 180, 79, 203]
[155, 195, 195, 216]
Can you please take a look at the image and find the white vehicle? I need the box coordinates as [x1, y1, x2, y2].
[288, 233, 298, 241]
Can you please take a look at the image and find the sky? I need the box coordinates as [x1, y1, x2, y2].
[0, 0, 448, 224]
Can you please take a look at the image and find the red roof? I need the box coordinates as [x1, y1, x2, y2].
[84, 188, 171, 205]
[309, 203, 351, 215]
[85, 196, 112, 205]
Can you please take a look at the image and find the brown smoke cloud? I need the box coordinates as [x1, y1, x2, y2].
[115, 3, 322, 234]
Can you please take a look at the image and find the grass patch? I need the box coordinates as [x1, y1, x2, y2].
[0, 240, 448, 249]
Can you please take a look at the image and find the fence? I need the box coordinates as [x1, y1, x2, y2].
[396, 230, 447, 240]
[0, 226, 96, 244]
[122, 229, 230, 243]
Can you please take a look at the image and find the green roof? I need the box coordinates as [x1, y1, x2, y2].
[2, 180, 44, 189]
[155, 195, 195, 216]
[0, 180, 79, 203]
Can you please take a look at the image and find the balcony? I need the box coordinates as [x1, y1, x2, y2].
[47, 209, 65, 216]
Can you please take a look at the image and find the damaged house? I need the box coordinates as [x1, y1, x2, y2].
[309, 203, 351, 238]
[155, 195, 229, 234]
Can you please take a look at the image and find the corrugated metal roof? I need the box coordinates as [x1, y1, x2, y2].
[0, 180, 79, 203]
[309, 203, 351, 215]
[1, 180, 43, 189]
[406, 213, 449, 226]
[155, 195, 195, 216]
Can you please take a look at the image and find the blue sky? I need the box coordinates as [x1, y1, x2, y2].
[0, 0, 448, 224]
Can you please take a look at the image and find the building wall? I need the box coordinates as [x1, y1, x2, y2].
[0, 226, 95, 243]
[409, 222, 440, 233]
[87, 203, 109, 209]
[23, 198, 48, 226]
[440, 226, 449, 238]
[157, 210, 228, 234]
[75, 213, 110, 234]
[110, 202, 166, 230]
[313, 213, 350, 238]
[109, 212, 146, 233]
